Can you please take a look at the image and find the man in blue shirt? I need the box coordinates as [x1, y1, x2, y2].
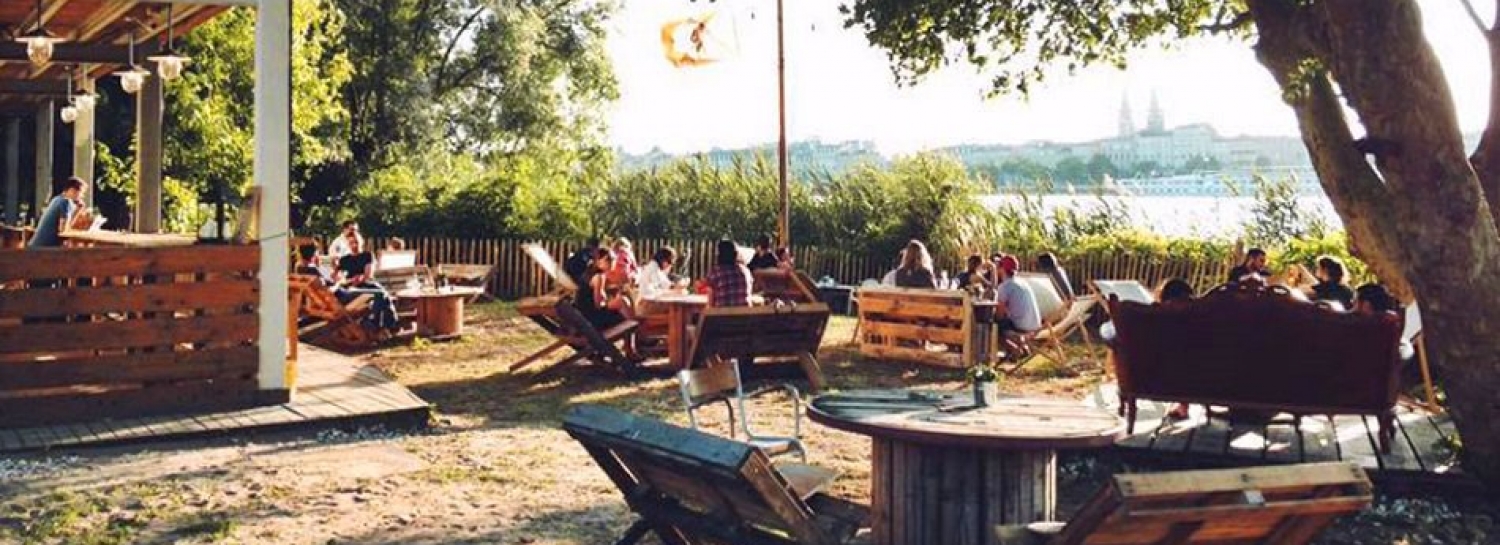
[27, 177, 88, 248]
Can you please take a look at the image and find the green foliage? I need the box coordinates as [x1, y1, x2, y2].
[1272, 231, 1372, 285]
[1242, 174, 1327, 249]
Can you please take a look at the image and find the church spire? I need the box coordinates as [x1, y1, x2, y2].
[1147, 90, 1165, 133]
[1118, 93, 1136, 138]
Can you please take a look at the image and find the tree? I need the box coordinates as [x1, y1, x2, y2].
[1052, 156, 1088, 183]
[843, 0, 1500, 484]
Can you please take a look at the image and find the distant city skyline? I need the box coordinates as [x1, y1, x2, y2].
[604, 0, 1491, 156]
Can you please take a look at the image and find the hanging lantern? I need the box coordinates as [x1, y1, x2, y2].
[15, 0, 65, 65]
[147, 4, 190, 82]
[114, 27, 152, 94]
[60, 106, 77, 124]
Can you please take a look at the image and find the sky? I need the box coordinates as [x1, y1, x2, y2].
[604, 0, 1493, 156]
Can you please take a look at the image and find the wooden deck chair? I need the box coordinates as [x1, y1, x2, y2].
[437, 263, 497, 301]
[1402, 303, 1441, 412]
[511, 244, 639, 373]
[687, 302, 831, 392]
[996, 462, 1372, 545]
[563, 404, 866, 545]
[291, 274, 378, 349]
[1006, 274, 1098, 374]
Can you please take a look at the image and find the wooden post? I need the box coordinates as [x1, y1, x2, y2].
[72, 75, 95, 208]
[3, 117, 17, 224]
[775, 0, 790, 247]
[135, 70, 164, 233]
[33, 100, 53, 217]
[255, 0, 292, 395]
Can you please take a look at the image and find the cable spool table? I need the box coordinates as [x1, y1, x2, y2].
[807, 389, 1124, 545]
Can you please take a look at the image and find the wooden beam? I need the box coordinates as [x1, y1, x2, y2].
[0, 42, 160, 65]
[0, 79, 68, 95]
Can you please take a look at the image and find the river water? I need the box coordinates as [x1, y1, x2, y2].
[979, 195, 1343, 238]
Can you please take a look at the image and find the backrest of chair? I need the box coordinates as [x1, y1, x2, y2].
[439, 263, 493, 282]
[1049, 462, 1371, 545]
[689, 303, 831, 365]
[679, 360, 742, 406]
[291, 274, 345, 319]
[523, 243, 579, 293]
[1402, 302, 1422, 342]
[1108, 284, 1404, 413]
[1093, 279, 1155, 305]
[376, 249, 418, 270]
[563, 404, 831, 545]
[1016, 272, 1066, 323]
[754, 269, 819, 303]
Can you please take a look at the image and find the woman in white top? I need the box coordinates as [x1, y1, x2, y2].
[637, 246, 680, 300]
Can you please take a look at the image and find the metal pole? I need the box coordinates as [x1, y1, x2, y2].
[775, 0, 789, 247]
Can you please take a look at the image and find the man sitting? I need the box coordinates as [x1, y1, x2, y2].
[994, 255, 1042, 361]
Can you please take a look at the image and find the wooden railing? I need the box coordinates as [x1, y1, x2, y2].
[0, 245, 264, 428]
[354, 236, 1236, 300]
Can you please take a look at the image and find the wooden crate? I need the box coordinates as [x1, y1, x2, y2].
[0, 245, 264, 428]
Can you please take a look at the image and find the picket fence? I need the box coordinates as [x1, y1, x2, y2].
[363, 236, 1239, 301]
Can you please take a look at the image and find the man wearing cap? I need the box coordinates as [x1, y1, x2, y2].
[994, 255, 1042, 360]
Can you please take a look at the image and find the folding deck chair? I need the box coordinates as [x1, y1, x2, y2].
[996, 462, 1372, 544]
[1004, 273, 1098, 374]
[511, 244, 639, 373]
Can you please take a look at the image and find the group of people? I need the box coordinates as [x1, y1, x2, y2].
[294, 220, 403, 334]
[1226, 247, 1399, 315]
[560, 234, 798, 359]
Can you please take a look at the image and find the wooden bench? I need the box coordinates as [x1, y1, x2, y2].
[997, 462, 1372, 544]
[291, 274, 377, 350]
[688, 302, 831, 392]
[856, 287, 980, 368]
[563, 404, 869, 545]
[1109, 283, 1405, 451]
[511, 244, 638, 373]
[754, 269, 821, 304]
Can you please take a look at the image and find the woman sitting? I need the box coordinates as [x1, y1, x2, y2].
[705, 239, 754, 307]
[577, 249, 641, 359]
[774, 247, 796, 273]
[893, 240, 937, 289]
[637, 246, 682, 301]
[1307, 256, 1355, 309]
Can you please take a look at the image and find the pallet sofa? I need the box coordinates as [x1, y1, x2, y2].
[855, 287, 981, 368]
[1107, 283, 1405, 451]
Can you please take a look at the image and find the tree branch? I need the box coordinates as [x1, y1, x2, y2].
[1199, 11, 1253, 34]
[1458, 0, 1489, 35]
[433, 7, 489, 96]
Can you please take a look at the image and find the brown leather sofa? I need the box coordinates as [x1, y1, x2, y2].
[1107, 283, 1404, 452]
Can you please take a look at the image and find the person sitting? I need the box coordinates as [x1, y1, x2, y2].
[1036, 252, 1076, 300]
[1158, 278, 1195, 303]
[1227, 247, 1271, 283]
[609, 238, 640, 286]
[577, 249, 639, 358]
[893, 240, 938, 289]
[385, 237, 406, 251]
[880, 249, 905, 286]
[1353, 282, 1400, 315]
[774, 247, 796, 272]
[746, 235, 780, 271]
[331, 231, 399, 332]
[26, 177, 88, 249]
[637, 246, 682, 301]
[955, 254, 993, 294]
[994, 255, 1042, 361]
[706, 239, 754, 307]
[327, 220, 359, 260]
[1308, 256, 1355, 309]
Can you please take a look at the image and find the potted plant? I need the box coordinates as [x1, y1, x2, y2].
[970, 363, 1000, 407]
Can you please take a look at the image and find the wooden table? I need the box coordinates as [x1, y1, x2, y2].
[394, 286, 485, 339]
[60, 231, 197, 248]
[808, 389, 1124, 545]
[642, 293, 708, 369]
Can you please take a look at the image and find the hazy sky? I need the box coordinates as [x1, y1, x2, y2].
[605, 0, 1492, 156]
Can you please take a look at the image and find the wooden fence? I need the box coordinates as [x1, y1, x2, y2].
[364, 236, 1238, 301]
[0, 245, 265, 428]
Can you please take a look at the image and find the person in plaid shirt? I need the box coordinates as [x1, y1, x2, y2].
[706, 239, 753, 307]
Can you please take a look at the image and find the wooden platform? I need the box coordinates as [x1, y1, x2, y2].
[0, 347, 430, 453]
[1089, 384, 1473, 489]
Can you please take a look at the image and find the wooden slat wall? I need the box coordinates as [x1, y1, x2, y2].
[0, 245, 263, 428]
[355, 236, 1236, 301]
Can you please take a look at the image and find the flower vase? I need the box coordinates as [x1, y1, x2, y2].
[973, 380, 998, 407]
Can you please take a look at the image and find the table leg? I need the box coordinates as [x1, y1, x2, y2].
[667, 305, 687, 369]
[869, 438, 1056, 545]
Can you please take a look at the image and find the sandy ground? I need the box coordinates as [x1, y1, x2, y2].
[0, 304, 1493, 544]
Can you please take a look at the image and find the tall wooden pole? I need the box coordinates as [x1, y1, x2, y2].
[775, 0, 789, 247]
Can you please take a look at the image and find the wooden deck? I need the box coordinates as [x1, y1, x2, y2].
[1088, 384, 1473, 488]
[0, 347, 430, 453]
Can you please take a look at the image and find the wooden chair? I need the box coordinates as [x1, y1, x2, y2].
[996, 462, 1372, 545]
[679, 359, 808, 461]
[437, 263, 496, 301]
[511, 244, 639, 373]
[291, 274, 378, 349]
[1005, 274, 1097, 374]
[688, 302, 831, 392]
[563, 404, 867, 545]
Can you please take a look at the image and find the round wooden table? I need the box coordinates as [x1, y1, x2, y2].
[395, 286, 485, 338]
[808, 389, 1124, 545]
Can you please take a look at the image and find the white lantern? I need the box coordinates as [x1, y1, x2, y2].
[59, 106, 78, 124]
[150, 54, 189, 81]
[21, 34, 59, 65]
[117, 67, 150, 94]
[72, 93, 96, 113]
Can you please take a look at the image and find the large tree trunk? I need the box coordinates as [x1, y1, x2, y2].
[1249, 0, 1500, 485]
